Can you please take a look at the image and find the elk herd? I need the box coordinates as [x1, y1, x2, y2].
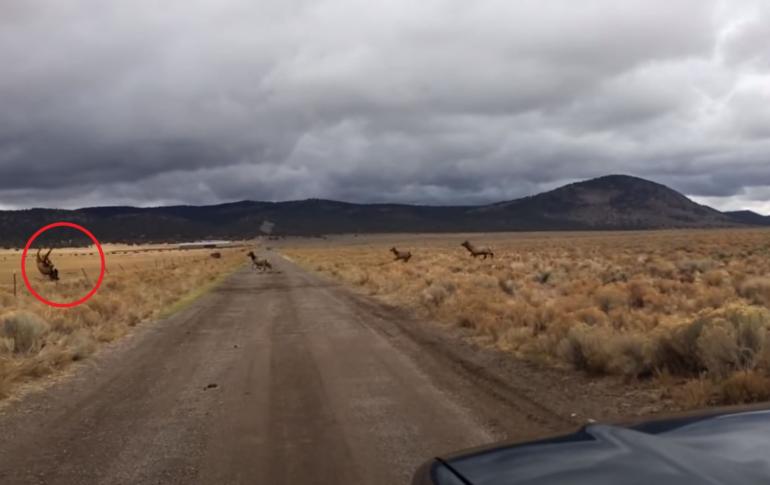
[390, 240, 494, 263]
[244, 238, 494, 273]
[32, 247, 276, 283]
[31, 240, 492, 284]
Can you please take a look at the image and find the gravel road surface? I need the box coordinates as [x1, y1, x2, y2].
[0, 256, 577, 484]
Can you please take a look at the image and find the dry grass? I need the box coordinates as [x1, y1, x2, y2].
[283, 229, 770, 407]
[0, 245, 244, 399]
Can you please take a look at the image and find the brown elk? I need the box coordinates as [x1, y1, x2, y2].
[461, 240, 494, 259]
[390, 247, 412, 262]
[36, 248, 59, 281]
[247, 251, 272, 271]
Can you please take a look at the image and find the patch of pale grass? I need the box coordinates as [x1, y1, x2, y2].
[0, 311, 49, 353]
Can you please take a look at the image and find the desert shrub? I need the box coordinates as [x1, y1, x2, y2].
[47, 314, 79, 335]
[0, 337, 13, 354]
[594, 285, 627, 313]
[656, 307, 770, 377]
[71, 306, 102, 328]
[677, 258, 716, 274]
[574, 307, 608, 326]
[703, 270, 728, 287]
[533, 271, 551, 285]
[455, 299, 497, 333]
[344, 269, 370, 286]
[648, 259, 677, 279]
[498, 278, 516, 295]
[696, 320, 740, 378]
[558, 325, 604, 373]
[554, 294, 593, 314]
[730, 307, 768, 369]
[608, 334, 654, 377]
[718, 371, 770, 405]
[65, 330, 97, 361]
[497, 326, 533, 352]
[738, 277, 770, 305]
[87, 295, 124, 318]
[0, 311, 49, 353]
[696, 286, 733, 310]
[557, 325, 652, 376]
[672, 378, 716, 408]
[654, 279, 680, 296]
[655, 319, 708, 375]
[421, 281, 455, 307]
[470, 274, 498, 290]
[531, 304, 558, 336]
[377, 278, 402, 294]
[628, 280, 658, 309]
[601, 268, 628, 284]
[607, 308, 638, 331]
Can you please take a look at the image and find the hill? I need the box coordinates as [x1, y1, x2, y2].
[0, 175, 751, 246]
[724, 210, 770, 226]
[481, 175, 733, 230]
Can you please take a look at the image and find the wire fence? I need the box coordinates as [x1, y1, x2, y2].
[0, 250, 229, 299]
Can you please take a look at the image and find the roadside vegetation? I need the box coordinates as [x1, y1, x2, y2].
[284, 230, 770, 409]
[0, 246, 244, 399]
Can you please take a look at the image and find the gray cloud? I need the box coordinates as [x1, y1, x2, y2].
[1, 0, 769, 211]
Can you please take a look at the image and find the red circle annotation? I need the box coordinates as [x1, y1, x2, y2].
[21, 222, 105, 308]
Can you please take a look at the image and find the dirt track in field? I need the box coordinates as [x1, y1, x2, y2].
[0, 254, 663, 484]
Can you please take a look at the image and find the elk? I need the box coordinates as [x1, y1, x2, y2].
[36, 248, 59, 281]
[461, 240, 494, 259]
[255, 258, 272, 271]
[390, 247, 412, 263]
[247, 251, 272, 271]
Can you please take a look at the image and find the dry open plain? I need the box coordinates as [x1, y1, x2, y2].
[282, 229, 770, 408]
[0, 244, 244, 399]
[0, 250, 668, 484]
[2, 231, 770, 484]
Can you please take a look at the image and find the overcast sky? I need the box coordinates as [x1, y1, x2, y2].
[1, 0, 769, 211]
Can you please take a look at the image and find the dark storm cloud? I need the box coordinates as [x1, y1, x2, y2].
[1, 0, 769, 211]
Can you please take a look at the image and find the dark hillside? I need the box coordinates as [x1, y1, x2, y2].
[0, 175, 747, 246]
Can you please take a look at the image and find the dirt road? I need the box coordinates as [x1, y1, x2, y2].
[0, 256, 580, 484]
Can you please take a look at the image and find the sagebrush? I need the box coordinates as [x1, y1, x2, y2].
[284, 229, 770, 407]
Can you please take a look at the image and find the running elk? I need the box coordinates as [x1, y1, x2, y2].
[36, 248, 60, 281]
[390, 247, 412, 262]
[461, 240, 494, 259]
[247, 251, 272, 271]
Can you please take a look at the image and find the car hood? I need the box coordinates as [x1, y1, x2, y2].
[437, 410, 770, 485]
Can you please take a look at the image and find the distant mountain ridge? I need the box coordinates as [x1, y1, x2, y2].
[724, 210, 770, 226]
[0, 175, 765, 246]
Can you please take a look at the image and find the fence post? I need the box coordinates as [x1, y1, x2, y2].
[81, 268, 91, 285]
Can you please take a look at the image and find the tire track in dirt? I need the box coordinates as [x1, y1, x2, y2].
[0, 256, 582, 484]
